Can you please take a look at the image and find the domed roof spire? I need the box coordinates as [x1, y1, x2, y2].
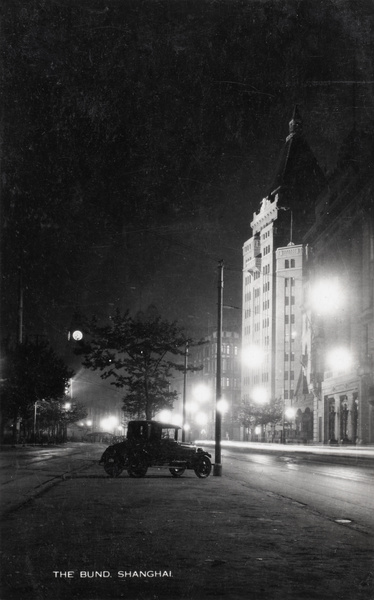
[287, 105, 303, 139]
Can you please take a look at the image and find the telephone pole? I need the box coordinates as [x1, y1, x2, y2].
[213, 260, 224, 476]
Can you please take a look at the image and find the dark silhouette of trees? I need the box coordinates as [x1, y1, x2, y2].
[0, 339, 74, 442]
[79, 306, 202, 420]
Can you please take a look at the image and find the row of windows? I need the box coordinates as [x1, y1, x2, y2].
[262, 230, 271, 240]
[285, 277, 295, 287]
[263, 281, 270, 292]
[285, 334, 296, 343]
[284, 371, 295, 380]
[285, 296, 295, 305]
[254, 288, 261, 298]
[263, 245, 271, 256]
[263, 264, 270, 274]
[203, 360, 240, 374]
[263, 317, 270, 328]
[221, 377, 240, 389]
[284, 389, 294, 399]
[199, 344, 239, 357]
[285, 314, 296, 324]
[284, 259, 296, 268]
[263, 299, 270, 310]
[285, 352, 295, 362]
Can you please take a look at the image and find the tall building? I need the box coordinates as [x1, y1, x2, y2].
[242, 108, 325, 440]
[300, 126, 374, 444]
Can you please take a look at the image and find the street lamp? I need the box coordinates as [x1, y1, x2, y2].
[242, 345, 266, 369]
[100, 416, 119, 432]
[252, 386, 269, 405]
[309, 277, 345, 315]
[326, 347, 353, 373]
[283, 406, 296, 444]
[182, 342, 189, 442]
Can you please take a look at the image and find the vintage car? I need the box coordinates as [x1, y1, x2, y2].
[99, 420, 212, 479]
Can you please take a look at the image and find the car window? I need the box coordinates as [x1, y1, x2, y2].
[161, 428, 176, 440]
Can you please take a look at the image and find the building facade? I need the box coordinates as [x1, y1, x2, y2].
[172, 330, 242, 440]
[241, 108, 325, 441]
[301, 128, 374, 444]
[242, 110, 374, 445]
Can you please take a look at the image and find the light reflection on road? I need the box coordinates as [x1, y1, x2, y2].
[219, 447, 374, 535]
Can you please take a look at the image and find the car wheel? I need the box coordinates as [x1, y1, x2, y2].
[194, 456, 212, 478]
[169, 468, 186, 477]
[127, 464, 148, 478]
[127, 454, 148, 478]
[104, 459, 124, 478]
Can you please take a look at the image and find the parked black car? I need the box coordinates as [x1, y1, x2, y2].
[99, 420, 212, 478]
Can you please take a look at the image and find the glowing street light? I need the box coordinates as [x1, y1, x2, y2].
[285, 407, 296, 421]
[157, 409, 172, 423]
[309, 278, 345, 315]
[283, 406, 296, 444]
[326, 347, 353, 372]
[217, 398, 229, 414]
[192, 383, 211, 403]
[242, 345, 266, 369]
[252, 386, 269, 404]
[100, 416, 119, 432]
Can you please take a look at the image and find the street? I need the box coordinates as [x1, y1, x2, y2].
[0, 443, 373, 600]
[221, 448, 374, 537]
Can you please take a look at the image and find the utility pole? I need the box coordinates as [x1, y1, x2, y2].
[182, 341, 188, 442]
[213, 260, 224, 476]
[18, 268, 23, 344]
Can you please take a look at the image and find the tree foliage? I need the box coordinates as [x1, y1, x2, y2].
[239, 397, 283, 430]
[35, 400, 88, 442]
[79, 306, 202, 420]
[0, 339, 74, 441]
[1, 339, 73, 417]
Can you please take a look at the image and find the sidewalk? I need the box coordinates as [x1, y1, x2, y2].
[1, 457, 373, 600]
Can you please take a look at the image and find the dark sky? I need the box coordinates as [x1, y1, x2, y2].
[2, 0, 374, 356]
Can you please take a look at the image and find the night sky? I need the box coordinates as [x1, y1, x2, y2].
[2, 0, 374, 358]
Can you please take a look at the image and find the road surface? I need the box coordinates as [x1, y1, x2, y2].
[221, 448, 374, 536]
[1, 443, 373, 600]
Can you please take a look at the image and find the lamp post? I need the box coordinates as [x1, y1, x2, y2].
[213, 260, 224, 476]
[33, 400, 46, 443]
[33, 401, 39, 443]
[283, 406, 296, 444]
[182, 342, 189, 442]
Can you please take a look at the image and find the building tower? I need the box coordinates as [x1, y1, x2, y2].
[241, 108, 325, 441]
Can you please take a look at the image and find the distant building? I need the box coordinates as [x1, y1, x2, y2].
[172, 330, 242, 440]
